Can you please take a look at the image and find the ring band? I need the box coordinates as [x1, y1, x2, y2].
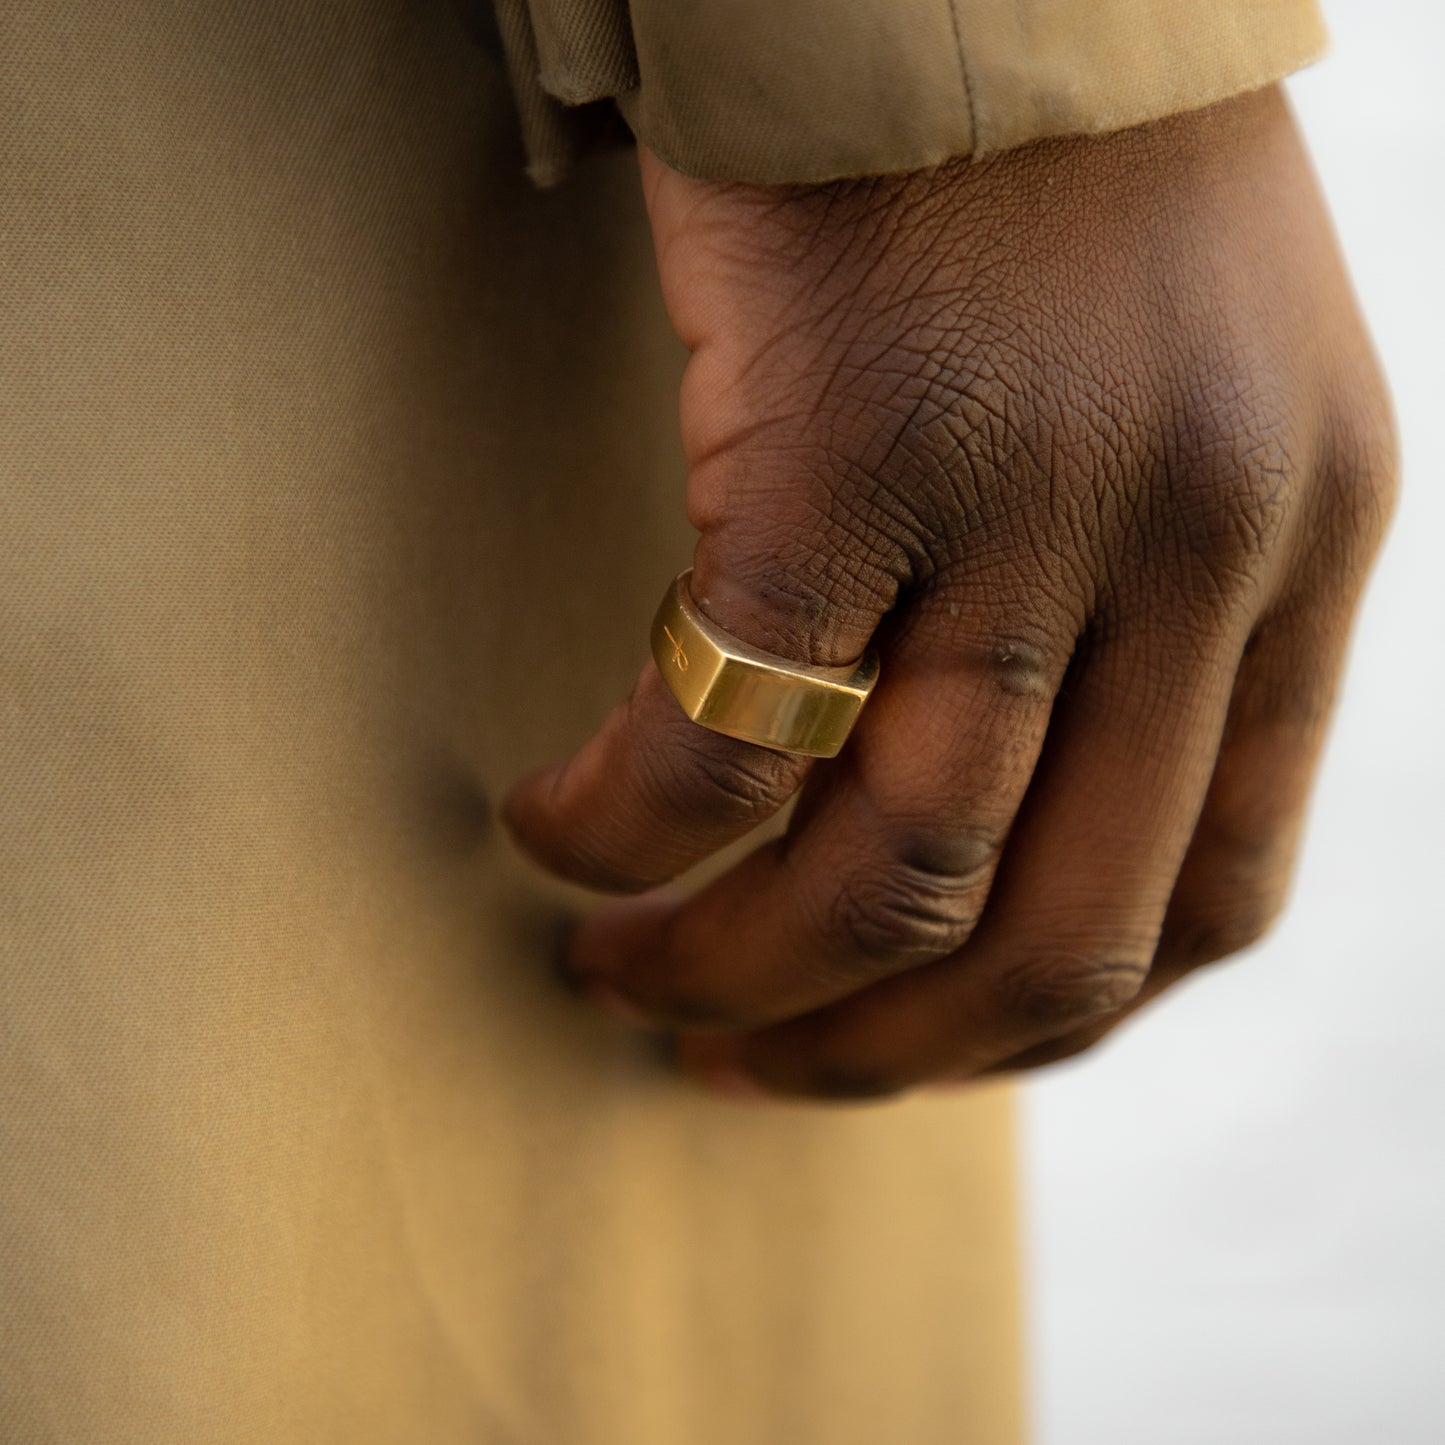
[650, 570, 879, 758]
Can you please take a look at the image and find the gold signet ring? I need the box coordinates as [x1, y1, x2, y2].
[650, 570, 879, 759]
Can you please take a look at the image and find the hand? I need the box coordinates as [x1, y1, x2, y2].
[504, 85, 1395, 1101]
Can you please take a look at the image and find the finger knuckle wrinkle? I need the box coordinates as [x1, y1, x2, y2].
[654, 738, 802, 827]
[695, 751, 797, 819]
[1174, 824, 1292, 963]
[729, 548, 893, 661]
[830, 831, 995, 969]
[994, 952, 1148, 1031]
[1175, 894, 1282, 967]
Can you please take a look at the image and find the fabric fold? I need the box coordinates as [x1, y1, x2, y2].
[492, 0, 1327, 185]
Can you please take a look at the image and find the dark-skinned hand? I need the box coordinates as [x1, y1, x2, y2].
[504, 85, 1395, 1102]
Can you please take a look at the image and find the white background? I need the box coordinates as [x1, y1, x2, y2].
[1024, 3, 1445, 1441]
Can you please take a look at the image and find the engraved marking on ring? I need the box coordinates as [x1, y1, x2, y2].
[663, 624, 688, 672]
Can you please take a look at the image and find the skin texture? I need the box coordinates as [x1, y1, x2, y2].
[504, 85, 1396, 1102]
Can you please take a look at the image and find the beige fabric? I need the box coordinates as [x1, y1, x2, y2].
[498, 0, 1328, 184]
[0, 4, 1024, 1441]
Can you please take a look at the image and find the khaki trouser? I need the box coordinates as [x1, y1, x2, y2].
[0, 5, 1022, 1440]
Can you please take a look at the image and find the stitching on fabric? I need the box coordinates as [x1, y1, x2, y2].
[943, 0, 979, 154]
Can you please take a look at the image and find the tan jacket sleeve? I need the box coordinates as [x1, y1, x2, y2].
[492, 0, 1327, 186]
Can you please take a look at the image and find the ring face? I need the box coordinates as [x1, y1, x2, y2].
[650, 571, 879, 758]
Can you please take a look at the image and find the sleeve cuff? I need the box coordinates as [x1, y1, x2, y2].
[493, 0, 1328, 187]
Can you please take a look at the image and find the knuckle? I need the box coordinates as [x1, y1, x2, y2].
[825, 827, 997, 977]
[932, 614, 1073, 697]
[1153, 378, 1301, 609]
[1170, 888, 1285, 967]
[650, 733, 806, 830]
[693, 748, 800, 820]
[1324, 403, 1400, 560]
[993, 949, 1150, 1033]
[726, 550, 838, 650]
[703, 537, 898, 663]
[1171, 816, 1295, 966]
[983, 635, 1059, 699]
[1167, 451, 1295, 604]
